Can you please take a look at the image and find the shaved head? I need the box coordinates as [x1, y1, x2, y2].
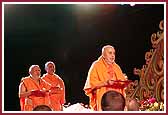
[29, 65, 40, 74]
[126, 98, 139, 111]
[101, 90, 125, 111]
[102, 45, 115, 56]
[102, 45, 115, 64]
[45, 61, 56, 75]
[28, 65, 41, 79]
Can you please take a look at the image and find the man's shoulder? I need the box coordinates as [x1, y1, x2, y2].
[21, 76, 30, 82]
[54, 74, 63, 81]
[41, 73, 47, 79]
[91, 58, 103, 67]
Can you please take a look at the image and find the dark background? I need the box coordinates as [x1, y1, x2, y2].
[4, 4, 164, 111]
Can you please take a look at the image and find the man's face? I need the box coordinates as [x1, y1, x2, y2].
[103, 47, 115, 64]
[46, 63, 55, 75]
[31, 66, 41, 79]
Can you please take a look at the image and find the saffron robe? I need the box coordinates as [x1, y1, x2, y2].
[84, 56, 126, 111]
[42, 73, 65, 111]
[19, 76, 50, 111]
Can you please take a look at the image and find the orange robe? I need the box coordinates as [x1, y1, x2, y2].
[19, 76, 50, 111]
[42, 73, 65, 111]
[84, 56, 126, 111]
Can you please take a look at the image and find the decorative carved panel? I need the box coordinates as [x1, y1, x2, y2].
[125, 20, 164, 104]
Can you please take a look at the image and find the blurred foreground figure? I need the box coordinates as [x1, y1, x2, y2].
[33, 105, 52, 111]
[126, 98, 139, 111]
[101, 90, 125, 111]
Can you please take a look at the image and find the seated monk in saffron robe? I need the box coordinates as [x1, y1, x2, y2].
[84, 45, 127, 111]
[42, 61, 66, 111]
[18, 65, 51, 111]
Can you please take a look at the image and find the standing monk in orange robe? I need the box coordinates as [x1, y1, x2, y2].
[42, 61, 66, 111]
[18, 65, 51, 111]
[84, 45, 127, 111]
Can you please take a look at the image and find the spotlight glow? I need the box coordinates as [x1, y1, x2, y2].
[75, 4, 96, 10]
[130, 3, 136, 6]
